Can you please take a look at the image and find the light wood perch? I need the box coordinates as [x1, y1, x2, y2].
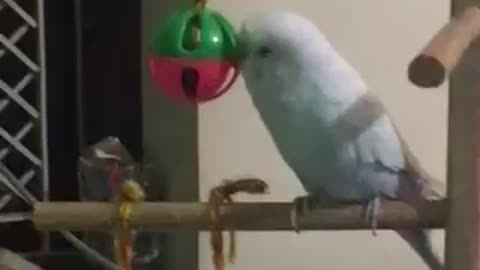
[32, 200, 446, 232]
[408, 6, 480, 87]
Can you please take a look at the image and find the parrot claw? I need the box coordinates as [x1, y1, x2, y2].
[291, 194, 326, 233]
[291, 196, 309, 233]
[364, 197, 381, 237]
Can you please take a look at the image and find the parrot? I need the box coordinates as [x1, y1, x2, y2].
[236, 10, 445, 270]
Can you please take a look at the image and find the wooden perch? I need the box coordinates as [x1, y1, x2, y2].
[33, 200, 447, 232]
[408, 6, 480, 87]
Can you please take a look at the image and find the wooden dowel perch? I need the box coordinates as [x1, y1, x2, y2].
[33, 200, 447, 232]
[408, 6, 480, 87]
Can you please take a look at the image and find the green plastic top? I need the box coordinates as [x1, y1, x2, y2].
[150, 7, 237, 60]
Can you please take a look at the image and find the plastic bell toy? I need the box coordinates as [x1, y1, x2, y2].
[147, 0, 239, 103]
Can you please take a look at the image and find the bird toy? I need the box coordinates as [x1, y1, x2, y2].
[207, 178, 269, 270]
[113, 180, 146, 270]
[147, 0, 239, 103]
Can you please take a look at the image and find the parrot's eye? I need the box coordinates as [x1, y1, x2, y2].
[256, 46, 272, 58]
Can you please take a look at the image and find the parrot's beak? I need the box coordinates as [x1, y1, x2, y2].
[232, 46, 246, 67]
[234, 34, 248, 66]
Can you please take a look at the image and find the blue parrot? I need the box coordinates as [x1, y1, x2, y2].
[237, 10, 445, 270]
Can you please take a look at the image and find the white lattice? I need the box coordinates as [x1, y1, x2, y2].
[0, 2, 122, 267]
[0, 0, 48, 223]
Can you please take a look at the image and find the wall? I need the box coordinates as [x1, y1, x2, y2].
[199, 1, 450, 270]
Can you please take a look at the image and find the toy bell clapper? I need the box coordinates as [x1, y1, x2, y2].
[148, 0, 239, 103]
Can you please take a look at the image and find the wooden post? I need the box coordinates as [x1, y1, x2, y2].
[446, 3, 480, 270]
[142, 0, 199, 269]
[32, 201, 447, 232]
[409, 3, 480, 269]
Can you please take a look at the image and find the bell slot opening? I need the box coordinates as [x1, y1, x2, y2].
[182, 13, 202, 51]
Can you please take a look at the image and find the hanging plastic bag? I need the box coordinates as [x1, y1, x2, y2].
[77, 137, 162, 269]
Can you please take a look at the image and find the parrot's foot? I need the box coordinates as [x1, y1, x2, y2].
[291, 195, 312, 233]
[363, 197, 381, 237]
[290, 194, 334, 233]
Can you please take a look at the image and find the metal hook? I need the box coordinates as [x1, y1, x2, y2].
[189, 0, 207, 47]
[194, 0, 207, 9]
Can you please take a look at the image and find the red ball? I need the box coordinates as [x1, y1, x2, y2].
[148, 56, 239, 103]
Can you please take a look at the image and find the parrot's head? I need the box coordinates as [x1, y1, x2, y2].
[236, 10, 332, 95]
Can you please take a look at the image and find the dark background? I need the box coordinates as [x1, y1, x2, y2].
[1, 0, 143, 268]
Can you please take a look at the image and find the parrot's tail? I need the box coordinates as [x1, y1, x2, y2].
[396, 229, 444, 270]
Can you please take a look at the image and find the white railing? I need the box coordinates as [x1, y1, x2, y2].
[0, 0, 48, 229]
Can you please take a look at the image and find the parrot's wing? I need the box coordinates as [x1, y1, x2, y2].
[341, 94, 446, 270]
[334, 93, 446, 201]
